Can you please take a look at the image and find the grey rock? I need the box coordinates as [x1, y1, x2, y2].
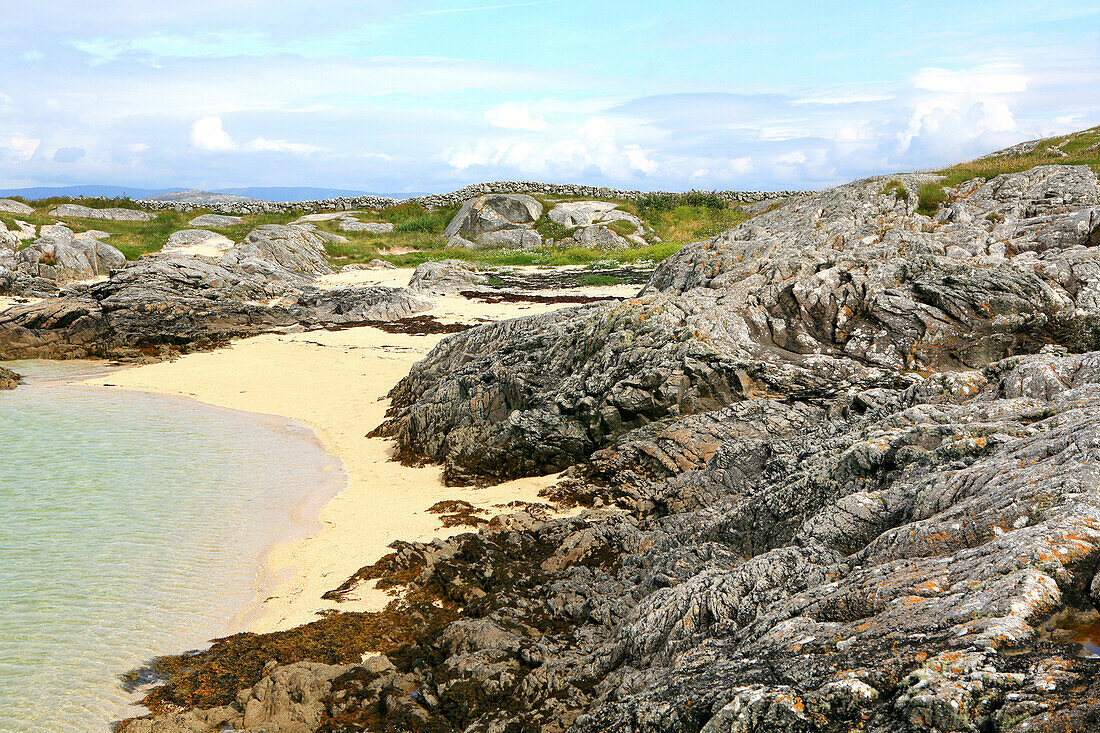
[443, 194, 543, 240]
[14, 227, 126, 283]
[163, 229, 234, 255]
[0, 199, 34, 215]
[48, 203, 155, 221]
[219, 224, 333, 282]
[570, 225, 629, 250]
[187, 213, 243, 228]
[338, 219, 394, 233]
[381, 165, 1100, 484]
[477, 228, 543, 249]
[408, 259, 486, 293]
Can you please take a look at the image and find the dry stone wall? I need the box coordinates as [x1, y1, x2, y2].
[139, 181, 809, 215]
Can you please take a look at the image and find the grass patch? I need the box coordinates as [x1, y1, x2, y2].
[929, 125, 1100, 189]
[533, 216, 577, 241]
[579, 273, 627, 286]
[881, 179, 908, 199]
[608, 219, 639, 237]
[916, 182, 947, 216]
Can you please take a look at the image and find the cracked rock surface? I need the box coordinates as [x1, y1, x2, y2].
[125, 164, 1100, 732]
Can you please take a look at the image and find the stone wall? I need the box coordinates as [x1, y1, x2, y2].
[138, 181, 810, 215]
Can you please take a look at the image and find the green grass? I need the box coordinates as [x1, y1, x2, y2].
[608, 219, 639, 237]
[532, 216, 577, 242]
[914, 124, 1100, 216]
[880, 179, 908, 200]
[916, 182, 947, 216]
[578, 273, 628, 286]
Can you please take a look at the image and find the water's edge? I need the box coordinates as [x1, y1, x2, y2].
[0, 359, 348, 731]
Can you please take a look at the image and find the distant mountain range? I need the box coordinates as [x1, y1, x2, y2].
[0, 185, 431, 203]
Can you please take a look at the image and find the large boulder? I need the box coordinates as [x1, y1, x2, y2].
[14, 226, 126, 283]
[476, 228, 543, 249]
[219, 224, 334, 282]
[49, 203, 155, 221]
[188, 213, 242, 228]
[380, 165, 1100, 483]
[0, 199, 34, 215]
[570, 225, 629, 250]
[444, 194, 543, 241]
[408, 259, 486, 293]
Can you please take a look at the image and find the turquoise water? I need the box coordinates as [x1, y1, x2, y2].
[0, 361, 343, 732]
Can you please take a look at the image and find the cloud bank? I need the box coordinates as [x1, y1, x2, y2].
[0, 1, 1097, 192]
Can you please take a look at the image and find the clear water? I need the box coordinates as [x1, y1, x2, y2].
[0, 360, 343, 732]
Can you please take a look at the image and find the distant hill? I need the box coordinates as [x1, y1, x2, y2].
[140, 190, 262, 205]
[0, 185, 432, 203]
[0, 185, 176, 200]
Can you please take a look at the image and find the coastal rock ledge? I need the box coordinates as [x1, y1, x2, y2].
[127, 164, 1100, 733]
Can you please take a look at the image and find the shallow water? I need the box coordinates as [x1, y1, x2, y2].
[0, 360, 343, 731]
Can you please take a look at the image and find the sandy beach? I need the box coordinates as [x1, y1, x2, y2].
[82, 269, 638, 633]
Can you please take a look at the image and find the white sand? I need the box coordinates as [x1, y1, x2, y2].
[83, 269, 629, 633]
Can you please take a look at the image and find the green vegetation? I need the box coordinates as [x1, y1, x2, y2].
[579, 273, 628, 287]
[916, 182, 947, 216]
[608, 219, 639, 238]
[532, 216, 577, 242]
[881, 179, 908, 199]
[915, 125, 1100, 216]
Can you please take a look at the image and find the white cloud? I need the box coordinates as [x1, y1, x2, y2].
[3, 135, 41, 161]
[912, 64, 1027, 95]
[485, 102, 548, 131]
[189, 116, 237, 151]
[247, 137, 323, 154]
[447, 116, 659, 180]
[127, 142, 150, 153]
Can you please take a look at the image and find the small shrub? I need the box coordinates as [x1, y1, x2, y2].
[917, 183, 947, 216]
[394, 215, 436, 233]
[636, 190, 725, 216]
[881, 179, 908, 199]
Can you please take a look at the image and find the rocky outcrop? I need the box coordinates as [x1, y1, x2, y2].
[443, 194, 543, 245]
[0, 198, 34, 215]
[219, 224, 334, 282]
[187, 213, 242, 228]
[13, 225, 126, 284]
[379, 165, 1100, 484]
[123, 662, 350, 733]
[0, 365, 19, 389]
[127, 163, 1100, 733]
[136, 345, 1100, 733]
[48, 203, 156, 222]
[549, 200, 650, 248]
[407, 259, 486, 294]
[163, 229, 234, 256]
[0, 223, 424, 360]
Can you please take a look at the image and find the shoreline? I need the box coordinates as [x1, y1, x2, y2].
[82, 271, 628, 634]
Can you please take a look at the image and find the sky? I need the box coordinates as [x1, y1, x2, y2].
[0, 1, 1098, 193]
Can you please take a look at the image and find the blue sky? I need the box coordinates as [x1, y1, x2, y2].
[0, 1, 1097, 192]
